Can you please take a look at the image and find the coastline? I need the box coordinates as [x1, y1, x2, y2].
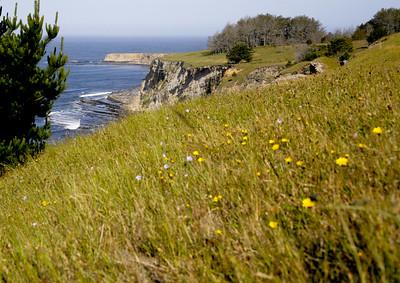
[104, 53, 167, 65]
[107, 89, 142, 112]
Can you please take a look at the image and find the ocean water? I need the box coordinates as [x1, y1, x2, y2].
[46, 37, 207, 141]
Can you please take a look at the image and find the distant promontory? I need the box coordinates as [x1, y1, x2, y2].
[104, 53, 167, 65]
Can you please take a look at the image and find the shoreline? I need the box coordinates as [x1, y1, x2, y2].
[104, 53, 168, 65]
[107, 88, 142, 113]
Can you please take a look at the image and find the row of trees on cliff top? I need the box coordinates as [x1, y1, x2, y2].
[208, 8, 400, 54]
[0, 1, 68, 173]
[208, 14, 325, 53]
[353, 8, 400, 43]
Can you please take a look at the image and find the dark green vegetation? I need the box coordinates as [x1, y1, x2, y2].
[226, 42, 253, 64]
[327, 37, 353, 61]
[208, 14, 324, 53]
[0, 33, 399, 282]
[353, 8, 400, 43]
[0, 1, 68, 173]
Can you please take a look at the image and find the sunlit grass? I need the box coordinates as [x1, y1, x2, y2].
[0, 34, 400, 281]
[164, 45, 297, 87]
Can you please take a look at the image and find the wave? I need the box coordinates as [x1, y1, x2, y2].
[49, 110, 81, 130]
[80, 91, 112, 98]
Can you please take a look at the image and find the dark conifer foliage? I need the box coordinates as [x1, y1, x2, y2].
[0, 0, 68, 173]
[226, 43, 253, 64]
[353, 8, 400, 43]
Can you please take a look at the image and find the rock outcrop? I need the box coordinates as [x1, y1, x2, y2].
[244, 66, 283, 87]
[138, 59, 229, 109]
[307, 62, 325, 74]
[104, 53, 167, 65]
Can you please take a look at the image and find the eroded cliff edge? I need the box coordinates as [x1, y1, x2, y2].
[120, 58, 324, 112]
[135, 59, 229, 110]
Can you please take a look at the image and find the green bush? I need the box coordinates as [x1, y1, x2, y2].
[327, 37, 353, 58]
[297, 45, 327, 62]
[0, 1, 68, 173]
[226, 42, 253, 64]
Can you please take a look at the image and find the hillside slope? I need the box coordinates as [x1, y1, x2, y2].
[0, 34, 399, 282]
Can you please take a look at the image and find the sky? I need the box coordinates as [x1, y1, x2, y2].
[1, 0, 400, 37]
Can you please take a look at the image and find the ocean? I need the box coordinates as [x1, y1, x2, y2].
[46, 37, 207, 141]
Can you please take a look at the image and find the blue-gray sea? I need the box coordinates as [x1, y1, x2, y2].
[46, 37, 207, 141]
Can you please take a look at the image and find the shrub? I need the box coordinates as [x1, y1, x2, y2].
[0, 1, 68, 173]
[296, 45, 326, 62]
[339, 52, 351, 61]
[226, 43, 253, 64]
[327, 37, 353, 57]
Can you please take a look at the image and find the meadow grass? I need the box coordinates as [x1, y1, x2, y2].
[164, 45, 296, 87]
[0, 34, 400, 282]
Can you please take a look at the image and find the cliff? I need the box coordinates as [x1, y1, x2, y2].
[104, 53, 167, 65]
[137, 59, 229, 109]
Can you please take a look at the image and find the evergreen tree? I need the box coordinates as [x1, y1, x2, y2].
[353, 8, 400, 44]
[226, 42, 253, 64]
[0, 1, 68, 173]
[327, 37, 353, 58]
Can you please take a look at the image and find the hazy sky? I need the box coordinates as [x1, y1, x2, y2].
[1, 0, 399, 37]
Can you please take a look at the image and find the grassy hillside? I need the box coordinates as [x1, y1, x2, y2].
[165, 45, 299, 87]
[1, 34, 400, 282]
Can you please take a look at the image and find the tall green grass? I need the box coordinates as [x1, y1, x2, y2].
[0, 34, 399, 282]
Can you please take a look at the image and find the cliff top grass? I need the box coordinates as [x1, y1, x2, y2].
[164, 45, 343, 88]
[1, 34, 400, 282]
[164, 45, 298, 87]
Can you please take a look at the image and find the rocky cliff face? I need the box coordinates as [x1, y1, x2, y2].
[138, 59, 229, 109]
[104, 53, 166, 65]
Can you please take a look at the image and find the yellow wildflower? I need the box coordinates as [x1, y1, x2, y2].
[256, 171, 261, 177]
[358, 143, 367, 149]
[41, 200, 49, 207]
[241, 141, 247, 145]
[242, 136, 249, 141]
[197, 157, 205, 163]
[268, 139, 275, 144]
[336, 157, 349, 167]
[296, 161, 304, 167]
[235, 159, 242, 165]
[226, 139, 232, 145]
[169, 172, 174, 178]
[272, 144, 280, 151]
[285, 157, 293, 164]
[187, 133, 193, 138]
[224, 123, 229, 128]
[242, 129, 248, 135]
[215, 229, 223, 236]
[193, 150, 200, 156]
[212, 195, 223, 203]
[269, 221, 278, 229]
[372, 127, 383, 135]
[281, 138, 289, 143]
[302, 198, 316, 208]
